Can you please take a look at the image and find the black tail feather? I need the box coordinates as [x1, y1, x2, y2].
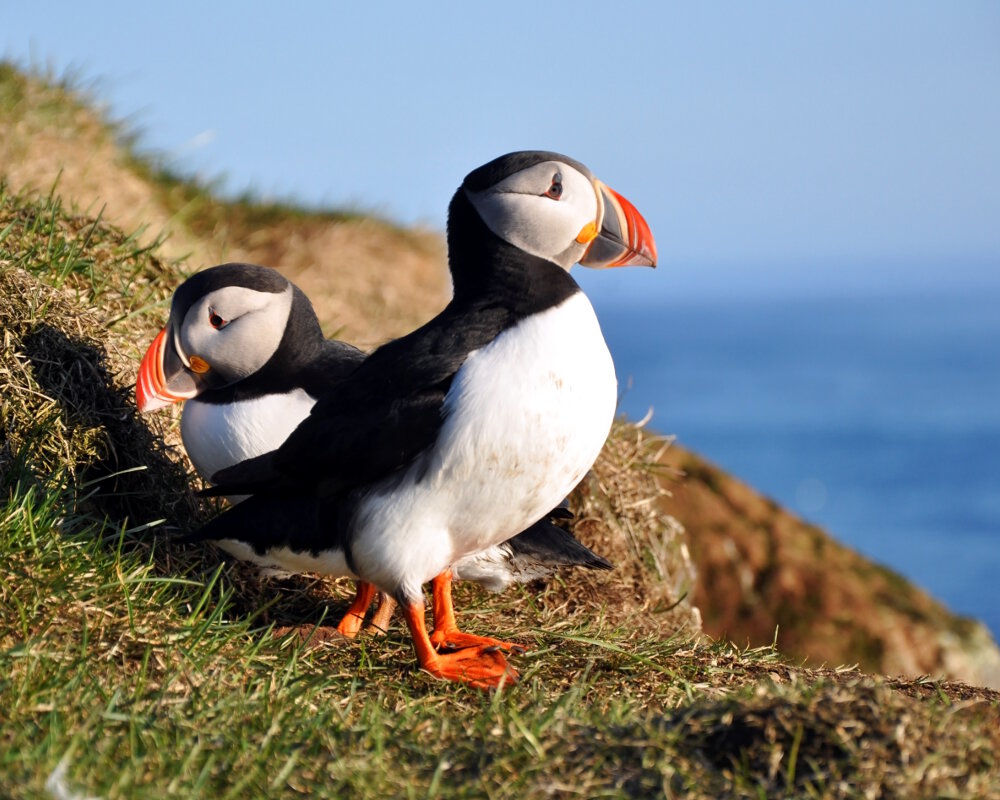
[508, 515, 613, 571]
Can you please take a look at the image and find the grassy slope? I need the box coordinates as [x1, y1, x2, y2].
[6, 61, 998, 684]
[2, 65, 1000, 798]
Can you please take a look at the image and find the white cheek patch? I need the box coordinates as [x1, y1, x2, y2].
[473, 193, 560, 259]
[180, 285, 293, 382]
[469, 164, 598, 269]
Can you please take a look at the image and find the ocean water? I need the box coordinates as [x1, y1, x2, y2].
[591, 290, 1000, 639]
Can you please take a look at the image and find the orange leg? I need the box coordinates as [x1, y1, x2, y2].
[403, 600, 517, 690]
[335, 581, 378, 638]
[365, 592, 396, 635]
[429, 570, 526, 653]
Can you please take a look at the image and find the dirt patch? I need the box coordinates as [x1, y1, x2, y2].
[659, 445, 1000, 687]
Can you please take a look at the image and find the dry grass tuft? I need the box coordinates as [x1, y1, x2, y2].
[0, 187, 200, 531]
[663, 676, 1000, 797]
[560, 420, 700, 634]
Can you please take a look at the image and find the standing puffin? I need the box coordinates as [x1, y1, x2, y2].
[136, 263, 610, 637]
[193, 151, 656, 689]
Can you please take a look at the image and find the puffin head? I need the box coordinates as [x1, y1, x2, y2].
[461, 150, 657, 272]
[136, 263, 300, 413]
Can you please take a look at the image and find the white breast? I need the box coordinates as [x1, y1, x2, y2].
[184, 389, 347, 578]
[213, 539, 352, 578]
[181, 388, 316, 481]
[351, 291, 617, 599]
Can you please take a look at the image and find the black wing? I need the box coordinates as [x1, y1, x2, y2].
[206, 300, 516, 497]
[179, 491, 352, 559]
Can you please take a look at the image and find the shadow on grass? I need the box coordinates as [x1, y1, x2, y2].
[21, 322, 199, 527]
[18, 322, 355, 633]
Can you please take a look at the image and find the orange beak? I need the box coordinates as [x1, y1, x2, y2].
[580, 180, 657, 269]
[136, 326, 196, 412]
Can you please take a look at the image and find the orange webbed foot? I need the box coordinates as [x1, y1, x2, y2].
[404, 600, 518, 691]
[420, 645, 519, 690]
[429, 569, 526, 653]
[430, 627, 527, 654]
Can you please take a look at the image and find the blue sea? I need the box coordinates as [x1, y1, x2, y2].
[590, 289, 1000, 639]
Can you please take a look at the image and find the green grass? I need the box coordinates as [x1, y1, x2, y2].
[2, 131, 1000, 799]
[0, 61, 96, 133]
[3, 485, 998, 799]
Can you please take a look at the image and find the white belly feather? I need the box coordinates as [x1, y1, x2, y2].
[181, 388, 316, 481]
[351, 291, 617, 599]
[182, 389, 339, 576]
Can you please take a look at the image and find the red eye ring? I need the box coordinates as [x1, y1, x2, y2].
[544, 172, 563, 200]
[208, 309, 227, 329]
[545, 183, 563, 199]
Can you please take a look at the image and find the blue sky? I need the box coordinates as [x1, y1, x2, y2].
[5, 2, 999, 299]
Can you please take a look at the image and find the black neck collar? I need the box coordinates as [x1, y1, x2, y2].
[445, 190, 579, 317]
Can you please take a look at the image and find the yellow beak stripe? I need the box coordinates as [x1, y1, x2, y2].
[575, 221, 598, 244]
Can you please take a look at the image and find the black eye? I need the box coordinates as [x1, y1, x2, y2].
[544, 172, 563, 200]
[208, 309, 228, 329]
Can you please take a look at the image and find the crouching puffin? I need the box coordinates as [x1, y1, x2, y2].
[135, 262, 611, 637]
[192, 151, 656, 689]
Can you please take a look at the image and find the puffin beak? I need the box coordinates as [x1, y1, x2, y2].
[136, 325, 205, 413]
[579, 180, 657, 269]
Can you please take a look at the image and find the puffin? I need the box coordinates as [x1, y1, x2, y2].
[190, 150, 656, 689]
[135, 262, 611, 637]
